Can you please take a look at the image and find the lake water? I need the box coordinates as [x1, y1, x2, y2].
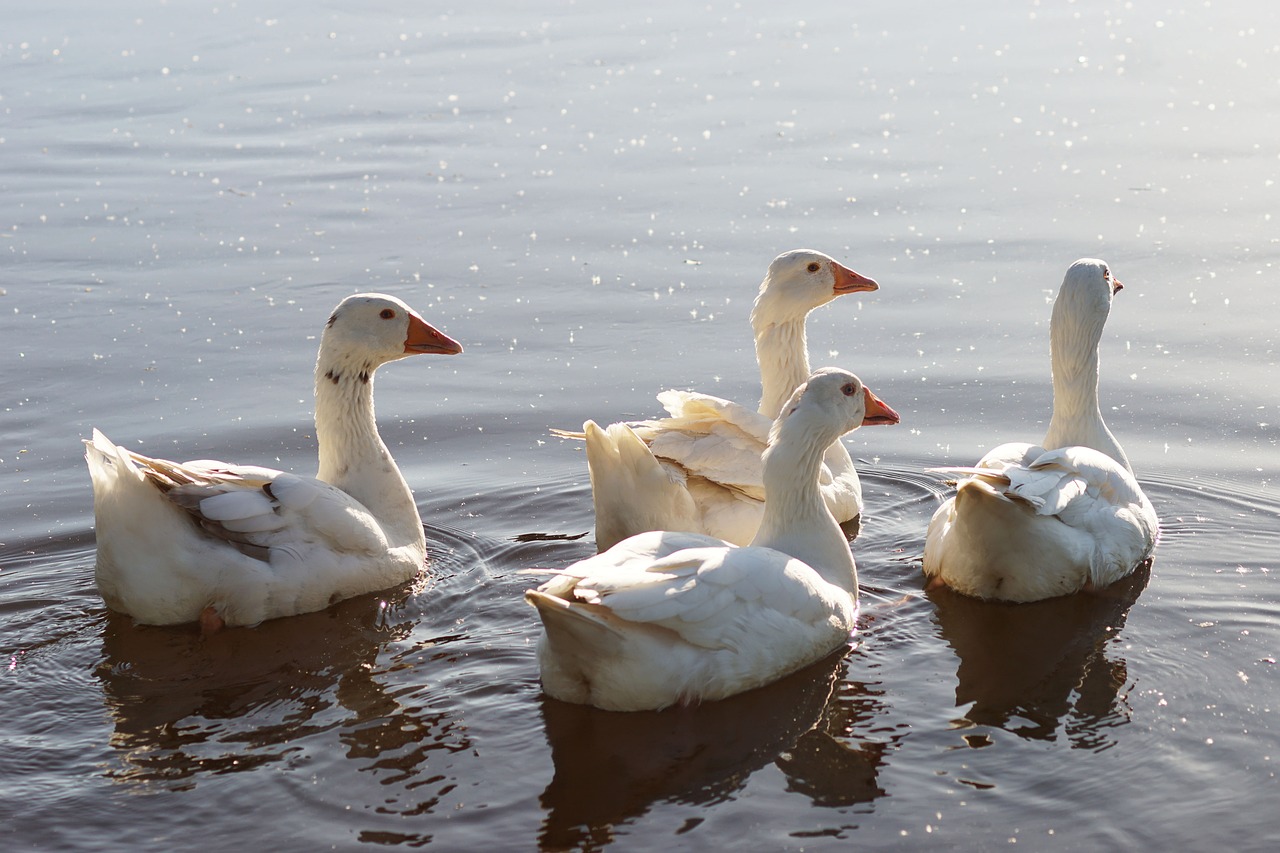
[4, 0, 1279, 849]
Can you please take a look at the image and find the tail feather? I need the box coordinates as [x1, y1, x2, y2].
[930, 478, 1090, 600]
[83, 429, 147, 489]
[926, 466, 1012, 487]
[525, 589, 625, 649]
[954, 476, 1020, 517]
[584, 420, 699, 551]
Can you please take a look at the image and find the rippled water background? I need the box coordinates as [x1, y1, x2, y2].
[4, 1, 1280, 849]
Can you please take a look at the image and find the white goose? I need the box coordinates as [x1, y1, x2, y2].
[571, 249, 882, 551]
[83, 293, 463, 630]
[922, 259, 1158, 602]
[526, 367, 901, 712]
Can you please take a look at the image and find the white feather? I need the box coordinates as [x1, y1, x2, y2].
[84, 293, 462, 628]
[528, 368, 897, 711]
[923, 260, 1159, 602]
[565, 250, 882, 550]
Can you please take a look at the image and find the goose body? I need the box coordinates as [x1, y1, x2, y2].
[923, 259, 1158, 602]
[527, 368, 901, 711]
[573, 249, 881, 551]
[84, 293, 462, 629]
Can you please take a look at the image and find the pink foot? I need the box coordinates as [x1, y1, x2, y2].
[199, 606, 225, 634]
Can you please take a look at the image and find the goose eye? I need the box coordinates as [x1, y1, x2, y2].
[380, 308, 396, 320]
[841, 382, 858, 397]
[807, 262, 821, 273]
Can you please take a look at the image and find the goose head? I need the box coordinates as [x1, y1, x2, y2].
[1051, 259, 1122, 347]
[768, 367, 901, 449]
[751, 249, 878, 327]
[320, 293, 462, 376]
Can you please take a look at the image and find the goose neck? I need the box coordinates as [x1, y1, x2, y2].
[1044, 317, 1132, 471]
[753, 317, 811, 420]
[752, 419, 858, 594]
[1047, 337, 1101, 425]
[313, 355, 422, 543]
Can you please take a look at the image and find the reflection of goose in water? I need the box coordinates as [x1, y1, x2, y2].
[95, 589, 469, 787]
[929, 564, 1149, 747]
[535, 650, 894, 851]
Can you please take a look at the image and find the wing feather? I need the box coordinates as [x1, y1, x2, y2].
[537, 533, 849, 652]
[122, 449, 387, 560]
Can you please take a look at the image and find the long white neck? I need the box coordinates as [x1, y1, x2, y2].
[751, 416, 858, 595]
[1042, 306, 1131, 472]
[753, 315, 812, 420]
[313, 352, 424, 550]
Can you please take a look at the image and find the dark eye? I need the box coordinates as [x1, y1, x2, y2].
[380, 308, 396, 320]
[807, 262, 821, 273]
[841, 382, 858, 397]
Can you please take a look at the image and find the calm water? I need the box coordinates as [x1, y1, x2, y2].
[4, 1, 1279, 849]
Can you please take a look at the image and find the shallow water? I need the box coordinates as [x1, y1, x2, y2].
[4, 1, 1280, 850]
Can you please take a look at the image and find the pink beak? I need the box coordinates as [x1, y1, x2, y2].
[861, 387, 901, 426]
[831, 261, 879, 295]
[404, 313, 463, 355]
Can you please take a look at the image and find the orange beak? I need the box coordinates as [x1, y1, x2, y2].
[831, 261, 879, 295]
[861, 387, 900, 426]
[404, 313, 463, 355]
[1112, 277, 1124, 294]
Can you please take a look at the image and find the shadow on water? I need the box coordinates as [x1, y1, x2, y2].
[928, 563, 1151, 749]
[534, 648, 896, 851]
[94, 563, 474, 789]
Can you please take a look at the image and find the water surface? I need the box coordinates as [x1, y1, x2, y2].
[4, 1, 1279, 849]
